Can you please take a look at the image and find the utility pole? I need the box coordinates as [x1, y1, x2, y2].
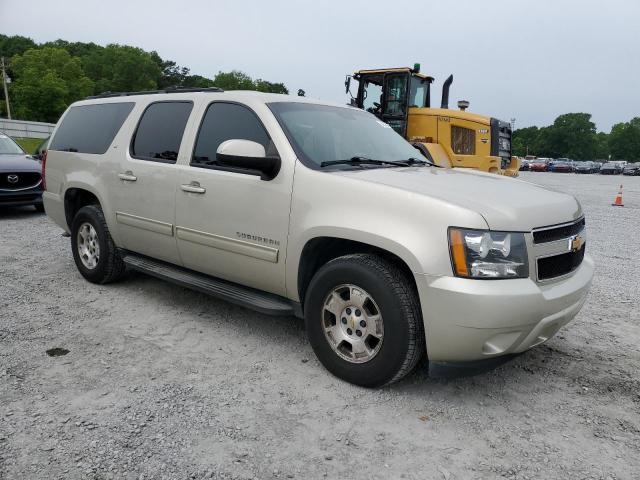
[1, 57, 11, 119]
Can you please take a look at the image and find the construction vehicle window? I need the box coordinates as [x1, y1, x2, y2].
[409, 78, 428, 108]
[362, 81, 383, 114]
[383, 76, 407, 116]
[451, 126, 476, 155]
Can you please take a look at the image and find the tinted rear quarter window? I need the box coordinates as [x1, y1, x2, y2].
[192, 102, 272, 166]
[131, 101, 193, 163]
[50, 102, 135, 154]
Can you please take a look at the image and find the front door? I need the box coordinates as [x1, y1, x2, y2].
[381, 73, 410, 137]
[110, 100, 194, 265]
[174, 101, 293, 296]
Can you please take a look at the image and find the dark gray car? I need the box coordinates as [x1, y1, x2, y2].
[0, 133, 44, 211]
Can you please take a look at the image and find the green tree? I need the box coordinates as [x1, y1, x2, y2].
[10, 47, 93, 122]
[609, 118, 640, 161]
[255, 79, 288, 94]
[82, 44, 160, 94]
[594, 131, 610, 160]
[181, 74, 216, 88]
[544, 113, 597, 160]
[212, 70, 255, 90]
[0, 34, 37, 59]
[149, 51, 190, 88]
[512, 126, 539, 157]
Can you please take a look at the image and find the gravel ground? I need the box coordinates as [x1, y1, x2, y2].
[1, 172, 639, 480]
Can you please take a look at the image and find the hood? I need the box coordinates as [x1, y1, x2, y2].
[334, 166, 582, 231]
[0, 154, 41, 173]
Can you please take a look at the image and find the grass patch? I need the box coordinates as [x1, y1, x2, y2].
[13, 137, 43, 154]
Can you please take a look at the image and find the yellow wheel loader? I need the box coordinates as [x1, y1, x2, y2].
[345, 65, 520, 176]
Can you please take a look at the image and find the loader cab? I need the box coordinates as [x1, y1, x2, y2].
[350, 68, 433, 137]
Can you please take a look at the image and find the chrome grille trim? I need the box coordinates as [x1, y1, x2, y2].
[0, 178, 43, 192]
[530, 218, 586, 282]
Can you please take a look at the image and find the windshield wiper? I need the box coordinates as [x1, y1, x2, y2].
[392, 157, 439, 167]
[320, 156, 398, 168]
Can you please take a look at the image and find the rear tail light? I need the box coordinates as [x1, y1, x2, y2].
[41, 150, 47, 190]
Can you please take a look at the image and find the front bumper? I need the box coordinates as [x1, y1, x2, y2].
[0, 188, 43, 207]
[415, 254, 594, 362]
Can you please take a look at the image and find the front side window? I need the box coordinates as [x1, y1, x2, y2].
[50, 102, 135, 154]
[131, 101, 193, 163]
[451, 126, 476, 155]
[192, 102, 272, 167]
[0, 133, 25, 155]
[269, 102, 425, 168]
[360, 80, 383, 114]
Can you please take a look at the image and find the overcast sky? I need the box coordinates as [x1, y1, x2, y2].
[1, 0, 638, 131]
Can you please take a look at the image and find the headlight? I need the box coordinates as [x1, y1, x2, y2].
[449, 228, 528, 279]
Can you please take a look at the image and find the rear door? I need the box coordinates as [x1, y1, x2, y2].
[110, 100, 194, 265]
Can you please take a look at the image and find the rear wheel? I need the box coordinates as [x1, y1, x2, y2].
[70, 205, 126, 284]
[304, 254, 425, 387]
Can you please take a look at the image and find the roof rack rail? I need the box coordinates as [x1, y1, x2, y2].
[86, 86, 224, 100]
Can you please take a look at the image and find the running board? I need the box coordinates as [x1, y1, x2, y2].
[122, 253, 297, 317]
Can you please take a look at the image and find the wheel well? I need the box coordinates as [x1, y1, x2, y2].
[297, 237, 416, 304]
[64, 188, 100, 229]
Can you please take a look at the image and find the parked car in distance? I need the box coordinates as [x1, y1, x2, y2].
[529, 159, 549, 171]
[600, 162, 623, 175]
[574, 161, 598, 174]
[0, 131, 44, 211]
[622, 163, 640, 176]
[550, 160, 574, 173]
[519, 159, 531, 171]
[43, 89, 593, 387]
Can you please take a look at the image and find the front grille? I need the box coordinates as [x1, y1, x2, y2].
[490, 118, 512, 169]
[537, 246, 585, 280]
[533, 218, 585, 244]
[0, 172, 42, 190]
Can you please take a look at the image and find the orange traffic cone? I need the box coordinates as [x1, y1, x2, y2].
[612, 184, 624, 207]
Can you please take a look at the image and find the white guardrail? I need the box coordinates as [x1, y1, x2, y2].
[0, 118, 56, 139]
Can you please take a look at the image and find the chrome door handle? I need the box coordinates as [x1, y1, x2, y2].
[117, 171, 137, 182]
[181, 181, 206, 194]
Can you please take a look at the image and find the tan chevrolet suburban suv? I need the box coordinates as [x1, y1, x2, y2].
[43, 87, 593, 386]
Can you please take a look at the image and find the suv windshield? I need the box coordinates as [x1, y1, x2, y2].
[0, 134, 26, 155]
[268, 102, 426, 168]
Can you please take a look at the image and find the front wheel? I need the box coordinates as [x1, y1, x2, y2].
[70, 205, 126, 284]
[304, 254, 425, 387]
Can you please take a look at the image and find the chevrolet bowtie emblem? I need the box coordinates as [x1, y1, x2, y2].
[569, 234, 585, 252]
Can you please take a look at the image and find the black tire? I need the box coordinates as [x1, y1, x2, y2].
[304, 254, 425, 387]
[34, 203, 45, 213]
[70, 205, 126, 284]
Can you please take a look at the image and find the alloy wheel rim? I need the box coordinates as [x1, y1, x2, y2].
[77, 222, 100, 270]
[322, 284, 384, 363]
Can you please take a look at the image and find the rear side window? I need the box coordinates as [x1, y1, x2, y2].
[131, 101, 193, 163]
[50, 102, 134, 154]
[192, 102, 272, 166]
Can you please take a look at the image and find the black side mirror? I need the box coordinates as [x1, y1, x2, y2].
[216, 139, 280, 181]
[345, 75, 352, 95]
